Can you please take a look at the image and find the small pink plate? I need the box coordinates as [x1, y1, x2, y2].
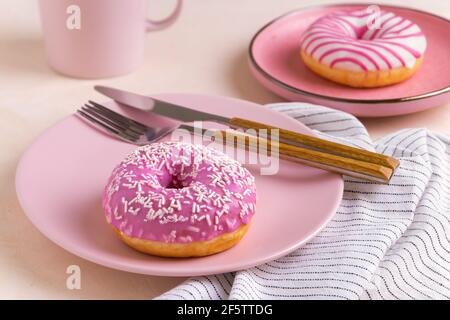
[249, 4, 450, 117]
[15, 94, 343, 276]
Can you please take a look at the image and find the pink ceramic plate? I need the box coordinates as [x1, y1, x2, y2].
[15, 94, 343, 276]
[249, 4, 450, 117]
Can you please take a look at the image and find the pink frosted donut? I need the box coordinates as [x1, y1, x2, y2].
[102, 142, 257, 257]
[300, 9, 427, 87]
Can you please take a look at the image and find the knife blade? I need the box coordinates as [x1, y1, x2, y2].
[94, 85, 230, 124]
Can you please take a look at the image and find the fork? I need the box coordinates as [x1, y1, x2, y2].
[77, 101, 177, 145]
[77, 101, 395, 183]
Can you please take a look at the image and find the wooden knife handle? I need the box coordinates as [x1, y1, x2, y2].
[217, 129, 393, 183]
[228, 117, 399, 170]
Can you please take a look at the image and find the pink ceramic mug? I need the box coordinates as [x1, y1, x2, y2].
[38, 0, 182, 78]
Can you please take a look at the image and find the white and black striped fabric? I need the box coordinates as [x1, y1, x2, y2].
[158, 103, 450, 300]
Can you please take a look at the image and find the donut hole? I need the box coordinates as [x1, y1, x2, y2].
[343, 26, 369, 41]
[163, 175, 192, 190]
[165, 178, 185, 190]
[355, 30, 367, 40]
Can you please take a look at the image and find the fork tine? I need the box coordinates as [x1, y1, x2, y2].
[77, 100, 177, 146]
[81, 105, 143, 140]
[77, 109, 139, 143]
[77, 109, 121, 136]
[87, 100, 148, 132]
[79, 107, 141, 141]
[84, 102, 144, 135]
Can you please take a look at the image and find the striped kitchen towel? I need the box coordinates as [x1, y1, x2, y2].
[158, 103, 450, 300]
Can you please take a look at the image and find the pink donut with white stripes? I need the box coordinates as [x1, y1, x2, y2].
[300, 9, 427, 87]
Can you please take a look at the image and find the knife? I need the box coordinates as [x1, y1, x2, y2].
[94, 85, 399, 172]
[95, 85, 231, 124]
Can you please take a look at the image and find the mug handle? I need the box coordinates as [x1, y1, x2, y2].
[146, 0, 183, 32]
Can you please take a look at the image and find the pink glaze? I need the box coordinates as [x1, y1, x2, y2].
[249, 4, 450, 117]
[102, 142, 257, 244]
[301, 9, 427, 71]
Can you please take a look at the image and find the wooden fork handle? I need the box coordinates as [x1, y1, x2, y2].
[218, 130, 393, 183]
[229, 117, 400, 170]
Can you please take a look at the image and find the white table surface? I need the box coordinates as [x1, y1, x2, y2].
[0, 0, 449, 299]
